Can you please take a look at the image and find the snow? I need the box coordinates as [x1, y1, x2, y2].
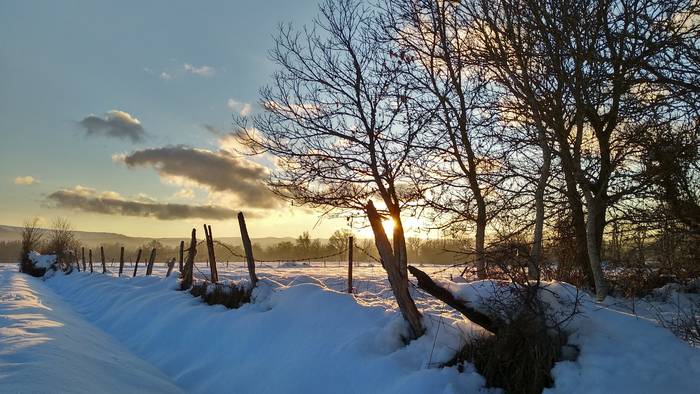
[26, 251, 56, 269]
[1, 262, 699, 393]
[0, 266, 183, 393]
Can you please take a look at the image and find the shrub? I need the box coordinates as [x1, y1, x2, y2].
[190, 281, 252, 309]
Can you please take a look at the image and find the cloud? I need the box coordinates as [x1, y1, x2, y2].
[227, 99, 252, 116]
[173, 188, 195, 200]
[14, 176, 37, 185]
[78, 110, 146, 143]
[184, 63, 215, 77]
[202, 124, 222, 135]
[116, 146, 281, 209]
[46, 186, 234, 220]
[159, 72, 173, 80]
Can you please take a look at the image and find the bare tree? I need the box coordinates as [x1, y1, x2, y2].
[238, 0, 424, 338]
[19, 218, 44, 273]
[384, 0, 516, 279]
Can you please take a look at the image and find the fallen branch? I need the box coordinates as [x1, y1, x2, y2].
[408, 265, 499, 333]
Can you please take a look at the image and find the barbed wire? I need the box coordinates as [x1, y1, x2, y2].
[212, 240, 347, 264]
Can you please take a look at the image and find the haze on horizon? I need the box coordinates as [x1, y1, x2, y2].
[0, 1, 429, 240]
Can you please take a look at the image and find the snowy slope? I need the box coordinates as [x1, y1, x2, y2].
[44, 271, 489, 394]
[0, 266, 184, 393]
[2, 263, 699, 393]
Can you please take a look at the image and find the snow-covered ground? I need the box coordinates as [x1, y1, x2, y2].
[1, 261, 699, 393]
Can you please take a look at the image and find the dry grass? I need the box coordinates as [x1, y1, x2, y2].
[450, 312, 567, 394]
[189, 281, 252, 309]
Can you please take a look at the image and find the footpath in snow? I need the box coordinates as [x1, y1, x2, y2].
[0, 266, 183, 393]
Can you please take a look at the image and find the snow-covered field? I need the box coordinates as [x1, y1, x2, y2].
[1, 261, 699, 393]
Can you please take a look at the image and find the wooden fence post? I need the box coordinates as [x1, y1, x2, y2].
[88, 249, 93, 273]
[348, 236, 354, 293]
[145, 248, 156, 275]
[237, 212, 258, 287]
[132, 249, 142, 277]
[74, 250, 81, 272]
[178, 240, 184, 273]
[204, 224, 218, 282]
[182, 229, 197, 289]
[118, 246, 125, 276]
[100, 246, 106, 274]
[166, 258, 176, 277]
[81, 247, 86, 271]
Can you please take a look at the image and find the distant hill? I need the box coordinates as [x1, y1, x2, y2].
[0, 225, 306, 248]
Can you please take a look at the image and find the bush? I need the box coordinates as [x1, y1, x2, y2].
[451, 312, 567, 394]
[19, 218, 45, 276]
[189, 281, 252, 309]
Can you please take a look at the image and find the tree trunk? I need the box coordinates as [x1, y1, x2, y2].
[584, 197, 608, 301]
[563, 167, 596, 288]
[366, 200, 423, 339]
[530, 136, 551, 280]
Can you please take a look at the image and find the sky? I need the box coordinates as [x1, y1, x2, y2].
[0, 0, 375, 238]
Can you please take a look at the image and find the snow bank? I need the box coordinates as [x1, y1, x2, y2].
[444, 279, 700, 393]
[0, 267, 183, 393]
[27, 251, 56, 269]
[44, 271, 489, 394]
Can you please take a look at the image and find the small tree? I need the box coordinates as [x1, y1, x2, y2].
[19, 218, 44, 273]
[44, 217, 79, 270]
[239, 0, 425, 338]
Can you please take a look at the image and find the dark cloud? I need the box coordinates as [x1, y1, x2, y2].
[118, 146, 281, 209]
[47, 187, 234, 220]
[202, 124, 222, 135]
[79, 110, 146, 142]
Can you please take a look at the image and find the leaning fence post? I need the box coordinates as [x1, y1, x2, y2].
[89, 249, 93, 273]
[204, 224, 218, 283]
[178, 240, 184, 273]
[81, 247, 86, 271]
[182, 229, 197, 289]
[237, 212, 258, 287]
[348, 236, 354, 293]
[146, 248, 156, 275]
[118, 246, 125, 276]
[132, 249, 142, 277]
[100, 246, 106, 274]
[166, 258, 176, 277]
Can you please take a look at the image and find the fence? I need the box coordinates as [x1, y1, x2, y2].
[70, 212, 468, 316]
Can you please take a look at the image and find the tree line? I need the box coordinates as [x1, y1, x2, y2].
[233, 0, 699, 338]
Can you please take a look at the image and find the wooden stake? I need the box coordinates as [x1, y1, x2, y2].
[182, 229, 197, 289]
[178, 240, 184, 273]
[74, 250, 81, 272]
[348, 236, 354, 293]
[237, 212, 258, 287]
[81, 247, 86, 271]
[100, 246, 106, 274]
[204, 224, 218, 283]
[146, 248, 156, 275]
[88, 249, 93, 273]
[132, 249, 142, 277]
[166, 258, 175, 277]
[118, 246, 125, 276]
